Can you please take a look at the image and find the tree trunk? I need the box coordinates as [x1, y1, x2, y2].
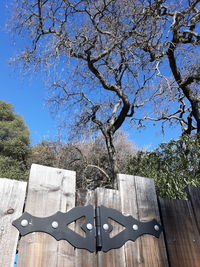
[104, 132, 119, 188]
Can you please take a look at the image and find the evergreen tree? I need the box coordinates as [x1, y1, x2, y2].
[0, 100, 30, 179]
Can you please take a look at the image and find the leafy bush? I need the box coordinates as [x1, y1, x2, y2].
[127, 134, 200, 199]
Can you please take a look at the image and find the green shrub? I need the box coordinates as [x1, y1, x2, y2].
[127, 134, 200, 199]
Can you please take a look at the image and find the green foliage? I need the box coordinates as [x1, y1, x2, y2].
[127, 134, 200, 199]
[0, 100, 30, 180]
[0, 156, 28, 179]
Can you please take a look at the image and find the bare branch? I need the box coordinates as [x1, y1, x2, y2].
[84, 164, 110, 182]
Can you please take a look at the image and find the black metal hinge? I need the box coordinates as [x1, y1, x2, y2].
[12, 205, 162, 252]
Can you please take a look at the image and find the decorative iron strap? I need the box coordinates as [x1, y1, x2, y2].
[12, 205, 162, 252]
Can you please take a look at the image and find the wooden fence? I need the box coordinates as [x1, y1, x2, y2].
[0, 164, 200, 267]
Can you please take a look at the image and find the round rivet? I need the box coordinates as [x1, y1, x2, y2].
[21, 219, 28, 227]
[1, 226, 4, 231]
[103, 224, 109, 231]
[133, 224, 138, 231]
[86, 223, 93, 230]
[154, 225, 159, 231]
[52, 221, 59, 229]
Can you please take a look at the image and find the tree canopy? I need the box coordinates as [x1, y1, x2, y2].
[0, 100, 30, 179]
[9, 0, 200, 183]
[11, 0, 200, 131]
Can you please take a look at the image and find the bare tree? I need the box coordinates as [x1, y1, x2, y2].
[10, 0, 200, 184]
[30, 132, 138, 188]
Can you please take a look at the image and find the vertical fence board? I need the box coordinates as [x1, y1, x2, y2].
[57, 165, 76, 267]
[186, 185, 200, 233]
[118, 174, 169, 267]
[134, 176, 169, 267]
[96, 188, 126, 267]
[0, 178, 27, 267]
[118, 174, 141, 266]
[75, 190, 97, 267]
[17, 164, 76, 267]
[159, 198, 200, 267]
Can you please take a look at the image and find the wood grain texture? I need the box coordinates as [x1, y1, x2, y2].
[118, 174, 169, 267]
[75, 189, 97, 267]
[96, 188, 126, 267]
[159, 198, 200, 267]
[186, 185, 200, 234]
[17, 164, 76, 267]
[0, 178, 27, 267]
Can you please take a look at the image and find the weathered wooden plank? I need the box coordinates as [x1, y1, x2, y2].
[117, 174, 140, 266]
[118, 174, 169, 266]
[75, 189, 97, 267]
[134, 176, 169, 267]
[17, 164, 76, 267]
[186, 185, 200, 234]
[96, 188, 126, 267]
[0, 178, 27, 267]
[159, 198, 200, 267]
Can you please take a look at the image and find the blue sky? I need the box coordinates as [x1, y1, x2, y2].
[0, 1, 180, 149]
[0, 1, 58, 145]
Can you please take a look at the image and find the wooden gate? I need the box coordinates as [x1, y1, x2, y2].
[0, 164, 200, 266]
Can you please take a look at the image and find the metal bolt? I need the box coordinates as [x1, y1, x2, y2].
[154, 225, 159, 231]
[21, 219, 29, 227]
[52, 221, 59, 229]
[86, 223, 93, 230]
[103, 224, 109, 231]
[133, 224, 138, 231]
